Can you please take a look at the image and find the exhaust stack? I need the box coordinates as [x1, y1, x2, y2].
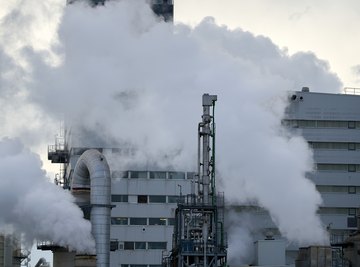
[72, 149, 111, 267]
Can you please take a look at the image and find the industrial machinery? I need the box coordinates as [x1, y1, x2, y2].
[163, 94, 227, 267]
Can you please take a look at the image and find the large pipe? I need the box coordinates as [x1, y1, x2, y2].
[72, 149, 111, 267]
[35, 258, 47, 267]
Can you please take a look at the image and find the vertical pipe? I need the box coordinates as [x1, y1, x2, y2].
[211, 100, 216, 205]
[201, 94, 217, 205]
[202, 105, 210, 205]
[72, 149, 111, 267]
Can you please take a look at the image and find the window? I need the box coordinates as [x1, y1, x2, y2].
[318, 207, 348, 215]
[149, 195, 166, 203]
[317, 164, 360, 172]
[298, 120, 316, 128]
[187, 172, 196, 179]
[148, 242, 167, 249]
[124, 242, 134, 250]
[168, 218, 175, 225]
[112, 195, 128, 202]
[349, 208, 357, 216]
[348, 164, 356, 172]
[111, 217, 128, 225]
[112, 148, 121, 153]
[129, 218, 147, 225]
[348, 121, 356, 129]
[310, 142, 348, 150]
[150, 171, 166, 179]
[149, 218, 166, 225]
[317, 120, 347, 128]
[316, 186, 348, 193]
[130, 171, 147, 179]
[138, 195, 148, 203]
[348, 143, 356, 150]
[317, 164, 348, 171]
[112, 171, 128, 178]
[130, 265, 147, 267]
[135, 242, 146, 249]
[168, 196, 179, 203]
[121, 265, 129, 267]
[348, 186, 356, 194]
[283, 119, 360, 129]
[110, 240, 119, 251]
[169, 172, 185, 179]
[348, 217, 357, 228]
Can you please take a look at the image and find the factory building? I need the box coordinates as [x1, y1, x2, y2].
[285, 88, 360, 265]
[238, 88, 360, 265]
[285, 87, 360, 240]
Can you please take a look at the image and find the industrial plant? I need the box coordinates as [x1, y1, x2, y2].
[37, 88, 360, 267]
[1, 1, 360, 267]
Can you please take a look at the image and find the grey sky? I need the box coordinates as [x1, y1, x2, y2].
[176, 0, 360, 90]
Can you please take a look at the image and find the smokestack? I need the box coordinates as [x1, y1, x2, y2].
[71, 149, 111, 267]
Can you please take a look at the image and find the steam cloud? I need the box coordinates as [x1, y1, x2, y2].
[0, 138, 95, 252]
[0, 0, 342, 262]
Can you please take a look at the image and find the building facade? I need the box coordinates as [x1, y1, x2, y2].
[285, 88, 360, 238]
[284, 88, 360, 265]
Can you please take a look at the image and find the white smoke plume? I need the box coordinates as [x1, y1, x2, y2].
[0, 0, 341, 259]
[0, 137, 95, 253]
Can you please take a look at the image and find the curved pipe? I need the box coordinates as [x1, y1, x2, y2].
[72, 149, 111, 267]
[35, 258, 47, 267]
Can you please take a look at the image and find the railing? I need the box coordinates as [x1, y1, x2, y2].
[177, 193, 225, 207]
[344, 87, 360, 95]
[152, 0, 173, 4]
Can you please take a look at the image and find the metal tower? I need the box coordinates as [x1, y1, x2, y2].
[163, 94, 227, 267]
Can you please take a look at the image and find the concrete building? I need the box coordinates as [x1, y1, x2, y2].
[225, 88, 360, 265]
[285, 88, 360, 239]
[285, 88, 360, 265]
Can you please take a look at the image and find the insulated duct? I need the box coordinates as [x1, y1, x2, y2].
[72, 149, 111, 267]
[35, 258, 47, 267]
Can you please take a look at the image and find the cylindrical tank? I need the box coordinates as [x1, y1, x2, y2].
[75, 255, 96, 267]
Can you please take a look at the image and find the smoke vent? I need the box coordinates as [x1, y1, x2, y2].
[72, 149, 111, 267]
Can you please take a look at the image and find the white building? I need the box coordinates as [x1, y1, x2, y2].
[286, 88, 360, 237]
